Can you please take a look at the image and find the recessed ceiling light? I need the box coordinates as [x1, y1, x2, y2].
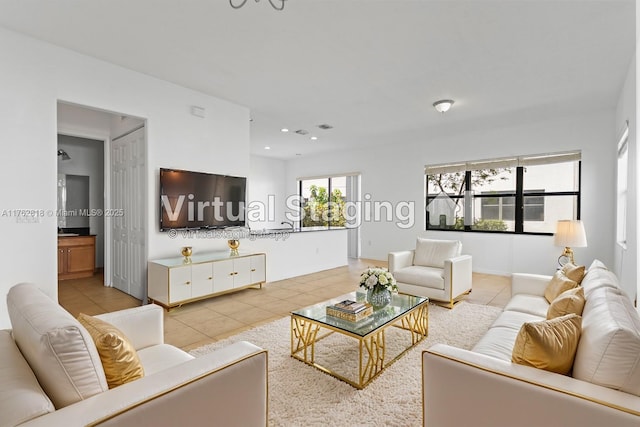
[280, 128, 289, 133]
[310, 136, 318, 141]
[264, 146, 271, 150]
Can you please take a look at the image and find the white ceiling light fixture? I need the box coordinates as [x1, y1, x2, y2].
[230, 0, 286, 11]
[264, 146, 271, 150]
[310, 136, 318, 141]
[433, 99, 455, 113]
[280, 128, 289, 133]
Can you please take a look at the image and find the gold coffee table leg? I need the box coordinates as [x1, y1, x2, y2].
[401, 304, 429, 344]
[360, 330, 385, 388]
[291, 316, 320, 363]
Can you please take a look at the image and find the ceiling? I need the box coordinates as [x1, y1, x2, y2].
[0, 0, 634, 159]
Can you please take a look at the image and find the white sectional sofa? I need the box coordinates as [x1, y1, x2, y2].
[1, 283, 268, 427]
[423, 260, 640, 427]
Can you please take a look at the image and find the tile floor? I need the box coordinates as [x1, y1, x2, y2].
[58, 258, 511, 352]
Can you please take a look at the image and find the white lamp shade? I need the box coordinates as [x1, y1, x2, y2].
[554, 220, 587, 248]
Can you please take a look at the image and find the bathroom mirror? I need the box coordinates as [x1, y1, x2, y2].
[57, 174, 90, 228]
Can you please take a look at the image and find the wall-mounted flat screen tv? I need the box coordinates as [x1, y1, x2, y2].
[159, 168, 246, 231]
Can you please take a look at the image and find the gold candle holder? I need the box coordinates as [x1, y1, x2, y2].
[227, 239, 240, 256]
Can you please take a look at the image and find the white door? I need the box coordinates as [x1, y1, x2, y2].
[250, 254, 266, 284]
[169, 266, 192, 303]
[191, 262, 214, 298]
[111, 126, 147, 301]
[233, 257, 251, 288]
[213, 259, 235, 293]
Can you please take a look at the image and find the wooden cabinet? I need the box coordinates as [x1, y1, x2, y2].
[58, 235, 96, 280]
[148, 252, 266, 310]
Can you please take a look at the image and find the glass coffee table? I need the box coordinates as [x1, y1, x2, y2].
[290, 291, 428, 389]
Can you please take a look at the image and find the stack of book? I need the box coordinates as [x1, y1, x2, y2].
[326, 299, 373, 322]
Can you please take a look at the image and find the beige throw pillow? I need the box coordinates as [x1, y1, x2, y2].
[512, 314, 582, 375]
[547, 287, 585, 319]
[544, 271, 578, 303]
[561, 262, 586, 284]
[78, 313, 144, 389]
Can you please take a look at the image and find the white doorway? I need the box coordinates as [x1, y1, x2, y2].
[57, 102, 147, 302]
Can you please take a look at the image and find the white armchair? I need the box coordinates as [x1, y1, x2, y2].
[388, 238, 472, 308]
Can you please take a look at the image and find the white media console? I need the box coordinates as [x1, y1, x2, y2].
[147, 251, 266, 310]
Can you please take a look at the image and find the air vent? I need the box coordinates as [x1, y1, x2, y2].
[295, 129, 309, 135]
[317, 124, 333, 130]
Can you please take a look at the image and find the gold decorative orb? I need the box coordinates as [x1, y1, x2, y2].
[181, 246, 192, 261]
[227, 239, 240, 256]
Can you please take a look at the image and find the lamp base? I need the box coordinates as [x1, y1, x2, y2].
[557, 246, 575, 267]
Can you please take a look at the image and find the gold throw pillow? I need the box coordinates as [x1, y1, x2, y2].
[561, 262, 586, 284]
[547, 287, 585, 319]
[511, 314, 582, 375]
[78, 313, 144, 388]
[544, 271, 578, 303]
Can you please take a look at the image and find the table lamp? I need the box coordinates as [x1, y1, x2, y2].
[554, 220, 587, 267]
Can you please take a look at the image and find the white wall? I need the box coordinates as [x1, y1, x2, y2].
[636, 1, 640, 313]
[0, 27, 250, 328]
[242, 230, 348, 282]
[286, 110, 617, 276]
[247, 155, 288, 230]
[615, 52, 637, 304]
[57, 135, 105, 268]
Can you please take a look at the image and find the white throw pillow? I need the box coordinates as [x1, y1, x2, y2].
[7, 283, 108, 409]
[414, 238, 461, 268]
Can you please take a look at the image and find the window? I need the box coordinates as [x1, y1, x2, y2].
[426, 152, 581, 234]
[617, 123, 629, 247]
[299, 175, 348, 228]
[480, 190, 544, 222]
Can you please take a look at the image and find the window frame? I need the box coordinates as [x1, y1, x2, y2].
[298, 175, 348, 229]
[425, 153, 581, 235]
[616, 122, 629, 248]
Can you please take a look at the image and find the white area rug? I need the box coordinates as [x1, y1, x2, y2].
[190, 302, 502, 427]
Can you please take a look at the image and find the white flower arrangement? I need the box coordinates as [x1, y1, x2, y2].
[359, 267, 398, 293]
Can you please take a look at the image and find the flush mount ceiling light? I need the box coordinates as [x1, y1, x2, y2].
[310, 136, 318, 141]
[230, 0, 286, 10]
[280, 128, 289, 133]
[433, 99, 455, 113]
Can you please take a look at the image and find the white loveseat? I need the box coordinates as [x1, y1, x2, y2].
[389, 238, 472, 308]
[1, 283, 268, 427]
[423, 260, 640, 427]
